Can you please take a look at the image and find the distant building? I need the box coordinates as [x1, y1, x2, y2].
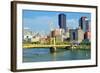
[51, 29, 61, 37]
[58, 14, 67, 32]
[84, 31, 91, 41]
[79, 16, 90, 32]
[39, 37, 48, 44]
[65, 27, 70, 39]
[31, 36, 40, 43]
[23, 29, 33, 42]
[70, 27, 84, 43]
[23, 29, 43, 43]
[51, 28, 65, 42]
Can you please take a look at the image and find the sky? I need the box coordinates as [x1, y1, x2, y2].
[22, 10, 91, 35]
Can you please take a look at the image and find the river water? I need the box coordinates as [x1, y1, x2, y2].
[23, 48, 91, 62]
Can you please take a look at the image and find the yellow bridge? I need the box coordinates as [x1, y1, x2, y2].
[23, 44, 71, 48]
[23, 44, 71, 52]
[23, 38, 72, 52]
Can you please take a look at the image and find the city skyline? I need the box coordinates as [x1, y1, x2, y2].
[22, 10, 91, 63]
[23, 10, 91, 35]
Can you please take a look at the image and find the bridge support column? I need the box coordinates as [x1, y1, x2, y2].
[50, 47, 57, 53]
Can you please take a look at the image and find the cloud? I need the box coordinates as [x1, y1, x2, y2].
[67, 19, 79, 29]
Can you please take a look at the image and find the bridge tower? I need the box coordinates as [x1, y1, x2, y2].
[48, 21, 57, 52]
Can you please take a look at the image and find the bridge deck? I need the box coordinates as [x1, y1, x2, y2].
[23, 44, 71, 48]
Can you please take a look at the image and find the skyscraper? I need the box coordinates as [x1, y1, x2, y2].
[58, 14, 66, 32]
[79, 16, 90, 32]
[70, 27, 84, 43]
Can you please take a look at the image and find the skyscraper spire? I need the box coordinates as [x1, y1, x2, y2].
[79, 16, 89, 32]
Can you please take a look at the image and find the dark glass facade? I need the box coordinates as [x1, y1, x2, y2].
[58, 14, 66, 31]
[79, 16, 89, 32]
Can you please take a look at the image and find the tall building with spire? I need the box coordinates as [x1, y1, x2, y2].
[79, 16, 91, 41]
[79, 16, 90, 32]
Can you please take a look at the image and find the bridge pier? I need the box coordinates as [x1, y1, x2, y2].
[50, 47, 57, 53]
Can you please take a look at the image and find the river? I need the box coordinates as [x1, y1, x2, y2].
[23, 48, 91, 62]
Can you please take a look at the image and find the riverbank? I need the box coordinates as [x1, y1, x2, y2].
[69, 45, 90, 50]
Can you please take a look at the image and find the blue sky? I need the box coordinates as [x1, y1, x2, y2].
[22, 10, 91, 35]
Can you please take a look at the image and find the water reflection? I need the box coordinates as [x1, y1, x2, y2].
[23, 48, 91, 62]
[51, 52, 57, 61]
